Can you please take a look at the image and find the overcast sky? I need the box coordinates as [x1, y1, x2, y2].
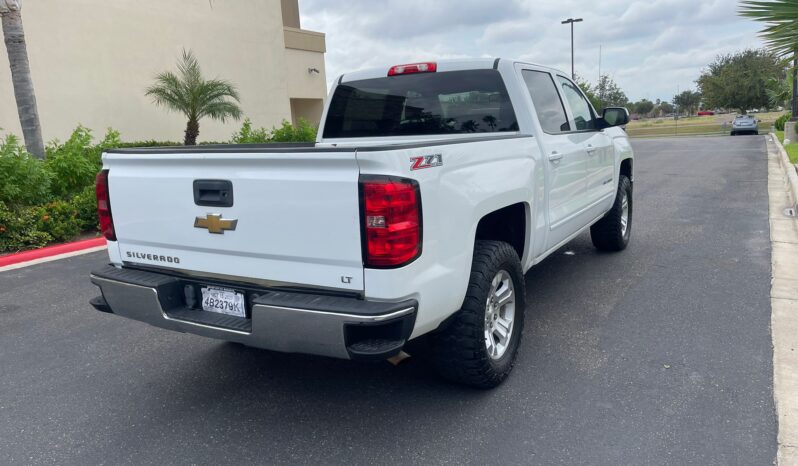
[301, 0, 765, 103]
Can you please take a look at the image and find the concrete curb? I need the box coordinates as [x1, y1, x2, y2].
[0, 237, 107, 272]
[766, 137, 798, 465]
[771, 133, 798, 210]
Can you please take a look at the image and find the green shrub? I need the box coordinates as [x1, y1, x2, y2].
[32, 200, 81, 243]
[230, 118, 317, 144]
[231, 118, 272, 144]
[270, 118, 317, 142]
[44, 125, 102, 198]
[113, 140, 180, 148]
[71, 184, 98, 231]
[0, 201, 52, 253]
[776, 113, 791, 131]
[0, 134, 52, 208]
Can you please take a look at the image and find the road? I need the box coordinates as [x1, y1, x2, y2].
[0, 136, 775, 465]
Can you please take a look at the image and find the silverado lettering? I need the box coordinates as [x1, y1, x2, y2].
[126, 251, 181, 264]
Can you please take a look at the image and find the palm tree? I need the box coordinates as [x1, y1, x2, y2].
[1, 0, 44, 158]
[740, 1, 798, 118]
[146, 49, 242, 145]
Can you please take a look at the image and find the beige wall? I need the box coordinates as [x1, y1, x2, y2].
[281, 0, 301, 28]
[290, 98, 324, 126]
[0, 0, 327, 144]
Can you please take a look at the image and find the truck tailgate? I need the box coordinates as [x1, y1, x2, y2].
[104, 150, 364, 291]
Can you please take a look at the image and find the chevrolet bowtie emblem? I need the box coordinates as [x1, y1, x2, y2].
[194, 214, 238, 234]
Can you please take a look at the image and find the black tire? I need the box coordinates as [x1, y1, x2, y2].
[730, 131, 736, 136]
[590, 175, 632, 252]
[431, 241, 525, 389]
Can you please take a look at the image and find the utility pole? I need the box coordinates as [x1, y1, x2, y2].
[561, 18, 583, 80]
[675, 85, 679, 136]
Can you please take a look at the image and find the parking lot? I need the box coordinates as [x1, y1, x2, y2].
[0, 136, 776, 465]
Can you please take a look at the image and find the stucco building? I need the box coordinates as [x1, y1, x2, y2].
[0, 0, 327, 143]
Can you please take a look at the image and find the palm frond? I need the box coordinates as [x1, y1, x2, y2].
[740, 1, 798, 56]
[198, 101, 243, 123]
[145, 48, 242, 125]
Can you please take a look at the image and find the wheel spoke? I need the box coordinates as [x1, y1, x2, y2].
[496, 285, 514, 307]
[494, 321, 510, 343]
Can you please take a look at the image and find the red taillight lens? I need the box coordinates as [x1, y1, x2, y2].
[361, 177, 422, 268]
[387, 62, 437, 76]
[95, 169, 116, 241]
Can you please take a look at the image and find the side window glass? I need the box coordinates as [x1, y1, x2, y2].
[557, 77, 595, 131]
[521, 70, 570, 133]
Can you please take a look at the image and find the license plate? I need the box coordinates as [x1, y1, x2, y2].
[200, 286, 246, 318]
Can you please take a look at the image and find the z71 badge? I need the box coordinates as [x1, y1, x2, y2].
[410, 154, 443, 170]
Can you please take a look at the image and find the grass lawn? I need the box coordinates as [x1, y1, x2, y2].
[786, 144, 798, 164]
[774, 130, 798, 164]
[626, 111, 782, 138]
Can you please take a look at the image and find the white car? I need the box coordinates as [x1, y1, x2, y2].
[90, 59, 634, 388]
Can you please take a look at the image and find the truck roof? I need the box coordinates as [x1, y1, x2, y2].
[338, 58, 566, 84]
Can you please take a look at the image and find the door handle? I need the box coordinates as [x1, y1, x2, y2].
[586, 144, 597, 155]
[548, 151, 563, 162]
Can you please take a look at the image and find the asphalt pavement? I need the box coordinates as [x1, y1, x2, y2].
[0, 135, 776, 465]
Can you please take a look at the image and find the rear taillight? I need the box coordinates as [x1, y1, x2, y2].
[95, 169, 116, 241]
[360, 176, 422, 268]
[387, 62, 437, 76]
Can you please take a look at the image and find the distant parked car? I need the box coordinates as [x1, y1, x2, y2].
[697, 110, 715, 116]
[730, 115, 758, 136]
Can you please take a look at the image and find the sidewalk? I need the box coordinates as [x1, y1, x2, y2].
[768, 135, 798, 465]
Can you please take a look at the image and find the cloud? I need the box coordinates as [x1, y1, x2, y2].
[300, 0, 767, 102]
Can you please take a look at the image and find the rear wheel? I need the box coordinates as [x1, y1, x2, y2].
[431, 241, 525, 389]
[590, 175, 632, 252]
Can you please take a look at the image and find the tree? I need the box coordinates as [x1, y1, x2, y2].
[146, 49, 242, 145]
[657, 101, 675, 115]
[766, 75, 792, 108]
[574, 74, 601, 110]
[595, 75, 629, 109]
[1, 0, 44, 158]
[632, 99, 655, 116]
[697, 49, 783, 114]
[740, 1, 798, 117]
[673, 90, 702, 116]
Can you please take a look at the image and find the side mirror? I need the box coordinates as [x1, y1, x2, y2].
[601, 107, 630, 128]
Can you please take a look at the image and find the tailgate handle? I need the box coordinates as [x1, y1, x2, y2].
[193, 180, 234, 207]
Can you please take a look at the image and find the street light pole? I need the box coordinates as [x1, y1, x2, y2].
[561, 18, 583, 80]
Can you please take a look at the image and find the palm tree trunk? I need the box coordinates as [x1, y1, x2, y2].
[792, 55, 798, 119]
[184, 118, 199, 146]
[1, 9, 44, 159]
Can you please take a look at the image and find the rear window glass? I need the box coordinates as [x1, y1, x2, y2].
[323, 70, 518, 138]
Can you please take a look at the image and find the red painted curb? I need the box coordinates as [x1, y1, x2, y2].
[0, 237, 107, 268]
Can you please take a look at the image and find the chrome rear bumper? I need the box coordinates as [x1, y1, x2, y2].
[90, 265, 416, 360]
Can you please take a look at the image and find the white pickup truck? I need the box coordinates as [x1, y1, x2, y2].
[90, 58, 633, 388]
